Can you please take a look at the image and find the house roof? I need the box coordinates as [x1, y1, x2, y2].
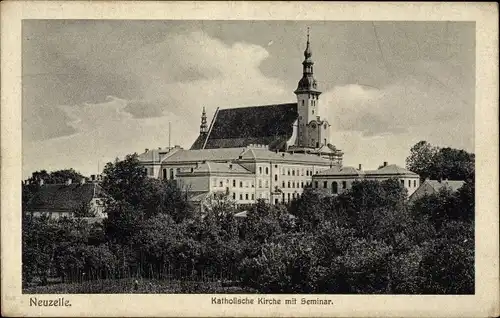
[316, 166, 364, 176]
[190, 103, 298, 150]
[188, 191, 212, 203]
[365, 164, 418, 176]
[137, 146, 181, 163]
[426, 180, 465, 192]
[178, 162, 252, 175]
[162, 147, 332, 165]
[25, 183, 106, 212]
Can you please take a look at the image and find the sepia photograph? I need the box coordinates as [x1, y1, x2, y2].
[1, 1, 498, 317]
[21, 18, 476, 295]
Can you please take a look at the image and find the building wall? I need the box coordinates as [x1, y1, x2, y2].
[177, 175, 211, 192]
[365, 175, 420, 196]
[313, 175, 420, 197]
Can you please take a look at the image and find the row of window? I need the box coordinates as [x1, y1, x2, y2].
[313, 180, 348, 194]
[281, 168, 315, 176]
[231, 192, 270, 201]
[404, 179, 418, 188]
[282, 180, 310, 189]
[213, 179, 270, 189]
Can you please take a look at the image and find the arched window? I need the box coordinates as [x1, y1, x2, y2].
[258, 180, 262, 188]
[282, 181, 285, 188]
[162, 168, 167, 179]
[332, 181, 338, 194]
[288, 181, 291, 188]
[265, 167, 269, 175]
[259, 167, 262, 174]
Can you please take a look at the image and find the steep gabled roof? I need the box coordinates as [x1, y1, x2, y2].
[25, 183, 106, 212]
[191, 103, 298, 150]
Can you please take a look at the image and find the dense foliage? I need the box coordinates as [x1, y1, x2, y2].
[22, 146, 474, 294]
[406, 141, 474, 181]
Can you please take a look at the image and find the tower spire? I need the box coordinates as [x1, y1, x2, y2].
[200, 107, 208, 134]
[295, 27, 320, 94]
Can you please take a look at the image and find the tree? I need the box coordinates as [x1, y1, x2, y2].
[25, 169, 85, 184]
[406, 141, 475, 181]
[101, 154, 149, 207]
[406, 141, 439, 181]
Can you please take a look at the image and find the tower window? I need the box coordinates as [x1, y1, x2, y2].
[233, 179, 236, 187]
[239, 181, 243, 188]
[274, 174, 278, 181]
[302, 100, 304, 106]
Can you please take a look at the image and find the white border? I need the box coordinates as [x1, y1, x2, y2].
[1, 1, 498, 317]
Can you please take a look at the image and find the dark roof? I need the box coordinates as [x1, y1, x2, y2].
[25, 183, 106, 212]
[426, 180, 465, 192]
[365, 164, 418, 176]
[191, 103, 298, 150]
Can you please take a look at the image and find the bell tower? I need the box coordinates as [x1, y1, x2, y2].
[200, 107, 208, 134]
[294, 28, 322, 148]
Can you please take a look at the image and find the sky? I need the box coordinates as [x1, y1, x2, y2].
[22, 20, 475, 179]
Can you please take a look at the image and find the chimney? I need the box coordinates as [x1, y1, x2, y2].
[358, 164, 362, 170]
[383, 161, 388, 167]
[66, 178, 72, 185]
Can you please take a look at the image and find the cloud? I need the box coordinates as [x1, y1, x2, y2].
[22, 30, 291, 177]
[323, 65, 473, 138]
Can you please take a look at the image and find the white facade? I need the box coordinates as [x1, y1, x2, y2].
[312, 163, 420, 197]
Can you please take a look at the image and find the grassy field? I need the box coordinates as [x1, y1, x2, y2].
[23, 278, 257, 294]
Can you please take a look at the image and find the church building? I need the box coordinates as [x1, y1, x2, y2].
[138, 31, 419, 210]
